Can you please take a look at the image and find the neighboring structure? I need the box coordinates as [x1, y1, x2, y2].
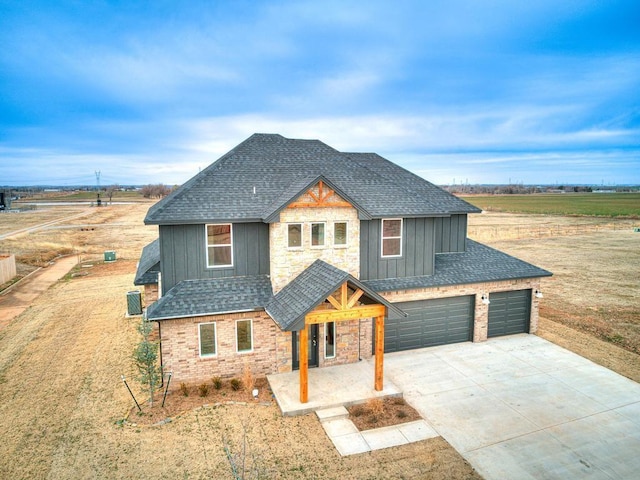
[0, 191, 10, 211]
[135, 134, 551, 401]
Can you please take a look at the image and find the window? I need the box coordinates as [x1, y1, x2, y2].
[288, 223, 302, 248]
[334, 222, 347, 246]
[236, 319, 253, 353]
[311, 222, 325, 247]
[381, 218, 402, 257]
[206, 224, 233, 267]
[199, 323, 217, 357]
[325, 322, 335, 358]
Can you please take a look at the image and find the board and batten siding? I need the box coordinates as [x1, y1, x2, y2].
[359, 218, 435, 280]
[159, 223, 270, 293]
[434, 214, 467, 253]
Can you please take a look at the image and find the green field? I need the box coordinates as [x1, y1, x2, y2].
[460, 193, 640, 218]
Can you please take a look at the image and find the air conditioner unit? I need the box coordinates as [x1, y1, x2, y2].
[127, 290, 142, 316]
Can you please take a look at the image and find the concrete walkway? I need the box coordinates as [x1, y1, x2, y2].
[0, 256, 78, 330]
[385, 335, 640, 480]
[316, 406, 437, 456]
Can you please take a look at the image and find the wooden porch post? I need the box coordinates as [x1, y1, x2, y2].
[300, 324, 309, 403]
[374, 314, 385, 391]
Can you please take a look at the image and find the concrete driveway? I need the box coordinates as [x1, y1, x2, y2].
[385, 334, 640, 479]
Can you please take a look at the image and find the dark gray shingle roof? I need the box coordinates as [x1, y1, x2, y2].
[364, 239, 552, 292]
[145, 134, 480, 225]
[134, 239, 160, 285]
[146, 275, 273, 321]
[265, 260, 404, 332]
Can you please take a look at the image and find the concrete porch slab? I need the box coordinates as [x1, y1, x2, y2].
[267, 360, 402, 416]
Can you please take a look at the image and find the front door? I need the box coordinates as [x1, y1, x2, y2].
[292, 324, 319, 370]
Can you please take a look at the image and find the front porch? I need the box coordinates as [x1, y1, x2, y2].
[267, 358, 402, 416]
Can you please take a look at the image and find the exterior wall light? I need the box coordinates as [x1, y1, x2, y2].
[535, 290, 543, 299]
[481, 294, 490, 305]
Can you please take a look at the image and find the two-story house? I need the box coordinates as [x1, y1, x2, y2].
[135, 133, 551, 401]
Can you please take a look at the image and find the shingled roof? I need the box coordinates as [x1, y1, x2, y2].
[363, 239, 552, 292]
[145, 133, 480, 225]
[146, 275, 273, 321]
[265, 260, 405, 332]
[134, 239, 160, 286]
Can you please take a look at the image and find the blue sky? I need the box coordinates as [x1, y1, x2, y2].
[1, 0, 639, 187]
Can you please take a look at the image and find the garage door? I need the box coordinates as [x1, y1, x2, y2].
[488, 289, 531, 337]
[384, 296, 474, 353]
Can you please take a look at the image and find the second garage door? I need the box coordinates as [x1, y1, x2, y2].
[385, 296, 474, 353]
[488, 289, 531, 337]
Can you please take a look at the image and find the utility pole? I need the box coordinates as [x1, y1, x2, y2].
[95, 170, 101, 191]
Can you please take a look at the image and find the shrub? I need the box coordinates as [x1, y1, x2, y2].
[211, 376, 223, 390]
[396, 409, 408, 419]
[365, 398, 384, 416]
[391, 397, 406, 406]
[198, 383, 209, 397]
[180, 382, 189, 397]
[229, 378, 241, 391]
[242, 362, 255, 394]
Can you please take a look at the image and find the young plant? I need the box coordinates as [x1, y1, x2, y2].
[180, 382, 189, 397]
[133, 318, 161, 407]
[212, 376, 223, 390]
[198, 383, 209, 397]
[241, 362, 255, 394]
[229, 378, 241, 391]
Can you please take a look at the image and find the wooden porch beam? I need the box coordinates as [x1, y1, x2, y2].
[306, 304, 386, 324]
[326, 294, 342, 311]
[300, 325, 308, 403]
[374, 314, 385, 391]
[347, 288, 365, 309]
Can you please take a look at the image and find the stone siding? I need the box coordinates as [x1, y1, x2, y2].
[269, 200, 360, 293]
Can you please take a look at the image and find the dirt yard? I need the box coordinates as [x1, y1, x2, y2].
[0, 203, 481, 480]
[469, 212, 640, 381]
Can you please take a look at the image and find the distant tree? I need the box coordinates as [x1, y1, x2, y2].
[140, 184, 172, 199]
[133, 319, 161, 407]
[106, 184, 119, 203]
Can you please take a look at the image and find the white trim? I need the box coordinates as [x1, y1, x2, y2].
[324, 321, 336, 359]
[381, 218, 403, 258]
[333, 221, 348, 248]
[287, 222, 303, 250]
[205, 223, 234, 268]
[311, 221, 326, 248]
[235, 318, 254, 353]
[198, 322, 217, 357]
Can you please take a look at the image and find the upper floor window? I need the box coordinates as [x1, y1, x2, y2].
[288, 223, 303, 248]
[311, 222, 325, 247]
[199, 322, 217, 357]
[206, 224, 233, 267]
[381, 218, 402, 257]
[334, 222, 347, 246]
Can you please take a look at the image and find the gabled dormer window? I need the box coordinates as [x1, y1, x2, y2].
[206, 224, 233, 267]
[381, 218, 402, 257]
